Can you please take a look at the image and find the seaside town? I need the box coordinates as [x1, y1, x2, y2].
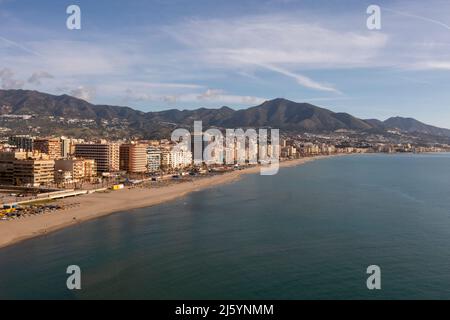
[0, 132, 448, 221]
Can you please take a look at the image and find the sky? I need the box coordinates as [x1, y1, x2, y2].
[1, 0, 450, 128]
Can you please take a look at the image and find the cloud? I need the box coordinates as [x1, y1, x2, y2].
[0, 67, 24, 89]
[28, 71, 53, 85]
[0, 40, 140, 78]
[122, 87, 265, 106]
[196, 89, 264, 105]
[124, 88, 153, 102]
[163, 89, 266, 105]
[33, 41, 130, 76]
[70, 86, 96, 101]
[383, 7, 450, 30]
[162, 95, 178, 103]
[413, 61, 450, 70]
[166, 16, 388, 68]
[0, 9, 389, 103]
[116, 82, 204, 93]
[259, 64, 341, 94]
[197, 89, 225, 100]
[164, 14, 388, 92]
[0, 35, 42, 57]
[3, 2, 450, 111]
[115, 81, 205, 103]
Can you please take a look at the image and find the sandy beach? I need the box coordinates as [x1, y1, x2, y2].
[0, 156, 330, 249]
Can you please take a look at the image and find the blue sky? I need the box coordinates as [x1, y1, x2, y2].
[1, 0, 450, 128]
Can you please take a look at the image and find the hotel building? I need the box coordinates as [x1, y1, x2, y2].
[161, 148, 192, 170]
[60, 138, 71, 158]
[119, 144, 148, 173]
[34, 138, 62, 159]
[8, 135, 34, 152]
[0, 151, 55, 186]
[147, 147, 162, 173]
[13, 157, 55, 186]
[74, 143, 120, 173]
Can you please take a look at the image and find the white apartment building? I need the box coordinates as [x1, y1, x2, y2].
[161, 149, 192, 170]
[147, 147, 162, 173]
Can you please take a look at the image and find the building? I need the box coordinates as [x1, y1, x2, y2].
[119, 144, 148, 173]
[55, 158, 97, 182]
[281, 145, 297, 158]
[299, 143, 320, 156]
[0, 151, 55, 186]
[74, 143, 119, 173]
[202, 133, 225, 165]
[0, 152, 27, 185]
[191, 132, 204, 165]
[54, 170, 73, 184]
[8, 135, 34, 151]
[161, 149, 192, 170]
[60, 138, 83, 158]
[34, 138, 62, 159]
[13, 158, 55, 186]
[60, 138, 71, 158]
[147, 147, 162, 173]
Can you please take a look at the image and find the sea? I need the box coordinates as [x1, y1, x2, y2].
[1, 153, 450, 299]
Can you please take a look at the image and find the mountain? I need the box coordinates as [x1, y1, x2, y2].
[0, 90, 375, 132]
[0, 89, 145, 121]
[212, 98, 374, 131]
[364, 118, 385, 128]
[0, 89, 448, 140]
[383, 117, 450, 137]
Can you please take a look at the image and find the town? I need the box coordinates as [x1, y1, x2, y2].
[0, 130, 448, 221]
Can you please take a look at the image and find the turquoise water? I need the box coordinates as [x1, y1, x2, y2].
[1, 154, 450, 299]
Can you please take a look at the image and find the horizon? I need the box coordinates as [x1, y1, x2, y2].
[1, 0, 450, 128]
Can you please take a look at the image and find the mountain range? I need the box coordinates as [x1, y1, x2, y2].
[0, 89, 449, 140]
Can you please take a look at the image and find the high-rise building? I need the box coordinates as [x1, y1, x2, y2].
[119, 144, 148, 173]
[60, 138, 83, 158]
[34, 138, 62, 159]
[8, 135, 34, 151]
[60, 138, 71, 158]
[161, 148, 192, 170]
[147, 147, 162, 173]
[74, 143, 120, 173]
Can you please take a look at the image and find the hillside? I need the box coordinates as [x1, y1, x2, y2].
[383, 117, 450, 137]
[0, 89, 449, 140]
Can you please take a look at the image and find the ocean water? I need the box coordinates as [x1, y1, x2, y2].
[1, 153, 450, 299]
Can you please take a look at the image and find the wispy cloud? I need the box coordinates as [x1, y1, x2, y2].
[164, 14, 388, 93]
[0, 68, 24, 89]
[1, 0, 450, 119]
[383, 7, 450, 30]
[126, 88, 266, 106]
[69, 86, 96, 102]
[0, 35, 42, 57]
[28, 71, 53, 85]
[258, 64, 341, 94]
[165, 15, 388, 68]
[194, 89, 265, 105]
[413, 61, 450, 70]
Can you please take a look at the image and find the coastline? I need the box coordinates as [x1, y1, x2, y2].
[0, 155, 332, 249]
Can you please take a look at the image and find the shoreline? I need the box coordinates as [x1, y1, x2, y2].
[0, 155, 333, 249]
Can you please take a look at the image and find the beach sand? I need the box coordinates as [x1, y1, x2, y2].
[0, 156, 329, 249]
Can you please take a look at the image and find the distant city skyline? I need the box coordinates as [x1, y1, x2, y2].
[1, 0, 450, 128]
